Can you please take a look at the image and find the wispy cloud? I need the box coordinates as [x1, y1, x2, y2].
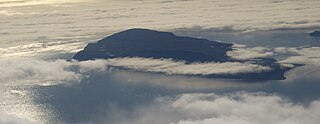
[103, 57, 272, 75]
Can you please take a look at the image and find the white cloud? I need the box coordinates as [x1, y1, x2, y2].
[0, 59, 111, 84]
[0, 113, 41, 124]
[276, 47, 320, 80]
[104, 57, 272, 75]
[225, 46, 320, 81]
[227, 45, 320, 81]
[278, 47, 320, 65]
[0, 41, 85, 59]
[0, 0, 82, 7]
[0, 59, 80, 83]
[108, 92, 320, 124]
[227, 44, 274, 60]
[170, 93, 320, 124]
[0, 57, 272, 86]
[0, 115, 36, 124]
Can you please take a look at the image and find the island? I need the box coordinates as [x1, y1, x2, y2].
[72, 29, 294, 81]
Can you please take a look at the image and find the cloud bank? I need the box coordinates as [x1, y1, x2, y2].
[1, 0, 320, 58]
[226, 44, 320, 80]
[170, 92, 320, 124]
[277, 47, 320, 65]
[227, 44, 274, 60]
[104, 57, 272, 75]
[275, 47, 320, 80]
[0, 59, 109, 84]
[102, 92, 320, 124]
[0, 59, 79, 83]
[0, 57, 272, 84]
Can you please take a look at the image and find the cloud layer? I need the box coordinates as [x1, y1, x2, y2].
[0, 59, 110, 84]
[171, 92, 320, 124]
[103, 92, 320, 124]
[227, 44, 274, 60]
[1, 0, 320, 58]
[104, 57, 272, 75]
[0, 57, 272, 84]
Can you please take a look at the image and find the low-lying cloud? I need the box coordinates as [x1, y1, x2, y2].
[170, 92, 320, 124]
[0, 57, 272, 84]
[226, 44, 320, 80]
[0, 59, 79, 83]
[277, 47, 320, 65]
[100, 92, 320, 124]
[104, 57, 272, 75]
[0, 59, 109, 84]
[227, 44, 274, 60]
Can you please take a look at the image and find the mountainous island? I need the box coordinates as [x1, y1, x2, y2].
[72, 29, 293, 81]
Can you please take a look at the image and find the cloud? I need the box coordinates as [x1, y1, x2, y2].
[277, 47, 320, 80]
[225, 44, 320, 81]
[109, 69, 265, 91]
[0, 57, 272, 86]
[0, 59, 80, 83]
[0, 0, 82, 7]
[0, 41, 85, 59]
[227, 45, 320, 80]
[1, 0, 320, 59]
[278, 47, 320, 65]
[103, 57, 272, 75]
[227, 44, 274, 60]
[95, 92, 320, 124]
[0, 59, 111, 85]
[170, 92, 320, 124]
[0, 113, 41, 124]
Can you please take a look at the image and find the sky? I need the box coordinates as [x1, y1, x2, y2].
[1, 0, 320, 124]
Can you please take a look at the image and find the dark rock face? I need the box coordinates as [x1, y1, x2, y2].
[309, 31, 320, 37]
[72, 28, 292, 81]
